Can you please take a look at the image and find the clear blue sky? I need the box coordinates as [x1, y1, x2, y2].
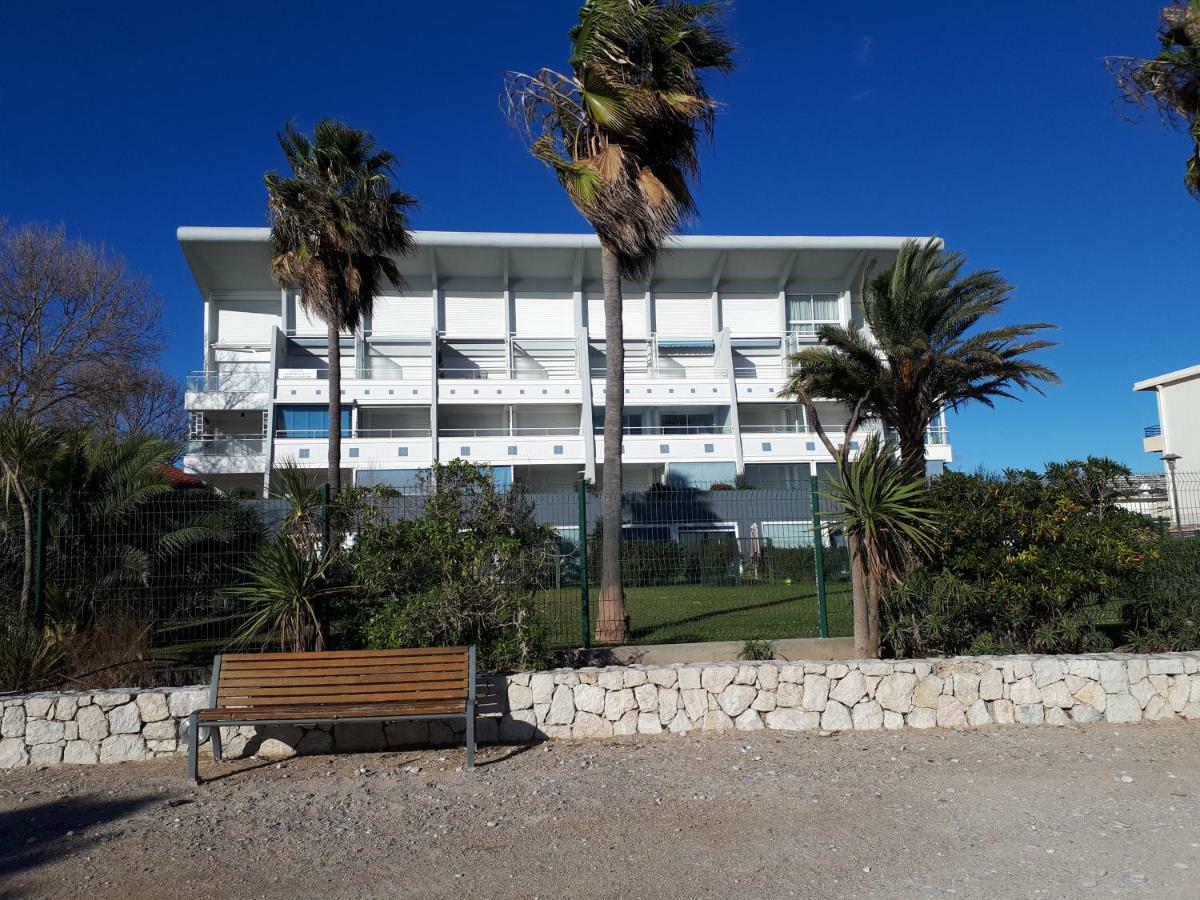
[2, 1, 1194, 473]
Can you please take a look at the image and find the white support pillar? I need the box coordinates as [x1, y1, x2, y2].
[571, 249, 597, 483]
[429, 248, 442, 466]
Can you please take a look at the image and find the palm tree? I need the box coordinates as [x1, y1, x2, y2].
[824, 435, 940, 658]
[504, 0, 735, 642]
[1109, 1, 1200, 199]
[265, 120, 418, 493]
[785, 238, 1059, 479]
[0, 416, 57, 625]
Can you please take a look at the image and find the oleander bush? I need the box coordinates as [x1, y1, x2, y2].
[1118, 537, 1200, 652]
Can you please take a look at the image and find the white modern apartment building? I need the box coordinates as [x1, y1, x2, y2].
[179, 229, 952, 494]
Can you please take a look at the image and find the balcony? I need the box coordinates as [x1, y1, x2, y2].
[182, 435, 266, 474]
[277, 368, 434, 404]
[185, 368, 270, 411]
[1145, 424, 1164, 454]
[439, 367, 578, 380]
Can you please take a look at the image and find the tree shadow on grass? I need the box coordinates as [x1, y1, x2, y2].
[0, 794, 158, 881]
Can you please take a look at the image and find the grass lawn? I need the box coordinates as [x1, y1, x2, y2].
[540, 579, 855, 648]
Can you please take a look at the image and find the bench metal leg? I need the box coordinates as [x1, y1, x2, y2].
[188, 712, 200, 785]
[465, 703, 475, 769]
[211, 724, 223, 762]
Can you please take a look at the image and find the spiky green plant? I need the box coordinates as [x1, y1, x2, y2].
[227, 538, 345, 652]
[824, 435, 940, 658]
[265, 120, 418, 494]
[504, 0, 735, 642]
[1109, 1, 1200, 198]
[785, 238, 1058, 478]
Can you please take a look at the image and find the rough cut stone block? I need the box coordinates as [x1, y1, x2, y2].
[776, 682, 801, 708]
[1016, 704, 1045, 725]
[604, 688, 637, 722]
[681, 689, 708, 723]
[1032, 658, 1064, 687]
[613, 710, 639, 736]
[852, 700, 884, 731]
[966, 699, 990, 727]
[633, 683, 659, 712]
[529, 672, 556, 704]
[76, 705, 108, 743]
[573, 683, 605, 715]
[735, 665, 757, 685]
[545, 685, 576, 726]
[734, 709, 764, 731]
[1009, 677, 1040, 705]
[1127, 658, 1149, 685]
[255, 725, 304, 758]
[25, 719, 65, 745]
[107, 702, 141, 735]
[1040, 682, 1074, 709]
[859, 662, 891, 677]
[701, 666, 737, 694]
[53, 697, 78, 721]
[1144, 695, 1176, 721]
[719, 684, 756, 718]
[820, 700, 852, 731]
[1070, 705, 1103, 724]
[978, 668, 1004, 702]
[952, 673, 981, 704]
[913, 675, 944, 709]
[1066, 659, 1101, 680]
[936, 696, 967, 729]
[765, 708, 819, 731]
[1167, 676, 1190, 712]
[751, 690, 776, 712]
[24, 697, 54, 718]
[667, 711, 694, 733]
[779, 665, 804, 684]
[333, 722, 386, 752]
[597, 669, 624, 690]
[99, 734, 147, 762]
[875, 673, 917, 713]
[1097, 660, 1129, 693]
[1073, 681, 1106, 712]
[499, 710, 536, 742]
[658, 688, 679, 724]
[573, 712, 613, 739]
[677, 667, 702, 691]
[1044, 707, 1070, 726]
[991, 699, 1015, 725]
[167, 689, 207, 719]
[0, 738, 29, 768]
[623, 669, 648, 688]
[801, 675, 830, 712]
[907, 707, 937, 729]
[830, 671, 867, 707]
[701, 709, 732, 732]
[757, 664, 779, 690]
[636, 712, 663, 735]
[63, 740, 98, 765]
[30, 744, 63, 765]
[883, 710, 904, 730]
[135, 692, 169, 723]
[507, 684, 534, 711]
[647, 668, 678, 688]
[1, 705, 25, 738]
[1130, 679, 1156, 708]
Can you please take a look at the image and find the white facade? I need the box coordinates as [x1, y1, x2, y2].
[178, 229, 953, 494]
[1135, 365, 1200, 529]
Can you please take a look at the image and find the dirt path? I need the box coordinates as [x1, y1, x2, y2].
[2, 722, 1198, 898]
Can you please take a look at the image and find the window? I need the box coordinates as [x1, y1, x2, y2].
[759, 520, 816, 549]
[786, 293, 841, 337]
[276, 406, 351, 439]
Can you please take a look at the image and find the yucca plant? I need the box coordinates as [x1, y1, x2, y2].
[824, 435, 940, 658]
[0, 627, 62, 693]
[269, 458, 326, 550]
[504, 0, 735, 642]
[227, 538, 345, 652]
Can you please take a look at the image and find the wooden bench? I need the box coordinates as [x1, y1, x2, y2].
[187, 646, 476, 783]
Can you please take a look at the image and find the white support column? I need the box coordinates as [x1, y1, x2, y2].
[502, 249, 514, 378]
[572, 249, 597, 483]
[429, 248, 442, 466]
[777, 251, 799, 368]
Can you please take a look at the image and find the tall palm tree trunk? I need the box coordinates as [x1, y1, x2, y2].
[14, 482, 33, 627]
[326, 319, 343, 494]
[597, 244, 629, 644]
[848, 532, 876, 658]
[898, 426, 927, 481]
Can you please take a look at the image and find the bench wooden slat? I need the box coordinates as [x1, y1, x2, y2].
[219, 683, 467, 701]
[219, 673, 466, 690]
[221, 647, 466, 662]
[197, 701, 464, 722]
[220, 657, 467, 673]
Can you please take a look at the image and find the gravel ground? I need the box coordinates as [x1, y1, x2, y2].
[1, 722, 1198, 899]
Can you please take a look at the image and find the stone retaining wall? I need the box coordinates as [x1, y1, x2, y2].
[3, 651, 1199, 769]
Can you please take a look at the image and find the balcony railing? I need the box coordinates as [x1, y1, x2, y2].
[589, 367, 727, 380]
[275, 428, 431, 440]
[184, 436, 265, 456]
[1146, 425, 1162, 438]
[740, 424, 807, 434]
[277, 367, 425, 381]
[440, 427, 580, 437]
[595, 425, 732, 436]
[438, 367, 577, 380]
[925, 426, 950, 445]
[186, 370, 270, 392]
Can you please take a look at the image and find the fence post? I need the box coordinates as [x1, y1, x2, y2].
[809, 474, 829, 639]
[577, 478, 591, 649]
[320, 483, 331, 552]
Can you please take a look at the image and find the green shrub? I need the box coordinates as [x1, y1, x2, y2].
[1118, 538, 1200, 652]
[0, 628, 62, 693]
[883, 464, 1156, 657]
[739, 639, 776, 660]
[356, 461, 554, 671]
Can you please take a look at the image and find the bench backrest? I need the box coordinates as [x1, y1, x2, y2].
[212, 647, 473, 713]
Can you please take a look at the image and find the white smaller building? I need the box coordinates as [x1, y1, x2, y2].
[1135, 364, 1200, 529]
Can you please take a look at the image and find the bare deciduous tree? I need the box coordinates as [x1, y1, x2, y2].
[0, 220, 165, 425]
